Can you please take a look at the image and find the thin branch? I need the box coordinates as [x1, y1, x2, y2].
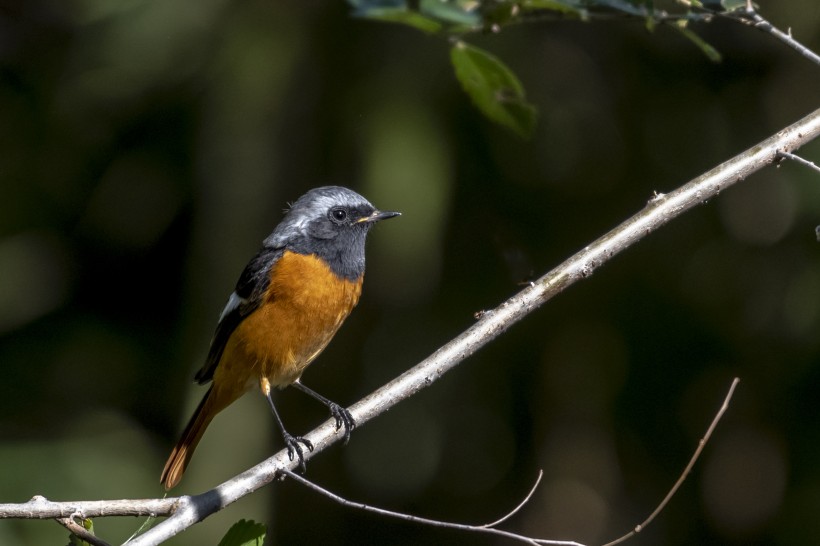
[724, 5, 820, 67]
[281, 469, 580, 546]
[777, 150, 820, 174]
[281, 377, 739, 546]
[0, 496, 177, 519]
[512, 3, 820, 69]
[511, 7, 715, 26]
[126, 513, 159, 543]
[1, 109, 818, 545]
[601, 377, 741, 546]
[56, 516, 112, 546]
[481, 470, 544, 529]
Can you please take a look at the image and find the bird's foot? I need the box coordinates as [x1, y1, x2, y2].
[328, 403, 356, 444]
[282, 432, 314, 473]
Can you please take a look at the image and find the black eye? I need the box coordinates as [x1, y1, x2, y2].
[329, 207, 348, 223]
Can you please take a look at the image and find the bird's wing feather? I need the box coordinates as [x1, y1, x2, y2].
[194, 246, 285, 385]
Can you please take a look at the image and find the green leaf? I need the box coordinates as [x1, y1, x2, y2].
[217, 519, 267, 546]
[593, 0, 647, 16]
[689, 0, 751, 12]
[450, 41, 537, 138]
[419, 0, 482, 27]
[520, 0, 589, 19]
[353, 7, 444, 33]
[720, 0, 751, 11]
[673, 22, 723, 62]
[66, 518, 94, 546]
[349, 0, 482, 33]
[522, 0, 580, 11]
[346, 0, 404, 9]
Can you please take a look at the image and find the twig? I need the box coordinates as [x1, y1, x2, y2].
[722, 5, 820, 67]
[281, 375, 738, 546]
[1, 109, 818, 545]
[481, 470, 544, 528]
[601, 378, 741, 546]
[281, 469, 580, 546]
[126, 513, 160, 543]
[56, 516, 112, 546]
[512, 7, 715, 26]
[0, 496, 177, 519]
[516, 2, 820, 69]
[777, 150, 820, 174]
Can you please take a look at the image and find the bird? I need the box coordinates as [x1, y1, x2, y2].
[160, 186, 400, 490]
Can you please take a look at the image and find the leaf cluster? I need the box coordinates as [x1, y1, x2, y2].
[347, 0, 744, 136]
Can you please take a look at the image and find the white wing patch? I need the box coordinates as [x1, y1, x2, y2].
[218, 291, 246, 322]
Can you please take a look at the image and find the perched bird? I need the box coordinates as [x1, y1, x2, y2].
[161, 186, 399, 490]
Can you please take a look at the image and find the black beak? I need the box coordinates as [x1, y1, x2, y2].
[357, 210, 401, 224]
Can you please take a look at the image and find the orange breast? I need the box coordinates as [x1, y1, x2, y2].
[214, 251, 362, 392]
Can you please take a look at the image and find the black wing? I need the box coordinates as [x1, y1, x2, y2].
[194, 246, 284, 385]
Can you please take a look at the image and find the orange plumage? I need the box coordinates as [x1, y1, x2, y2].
[160, 186, 398, 490]
[161, 252, 362, 489]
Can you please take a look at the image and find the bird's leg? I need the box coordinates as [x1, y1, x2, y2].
[261, 378, 313, 472]
[291, 381, 356, 444]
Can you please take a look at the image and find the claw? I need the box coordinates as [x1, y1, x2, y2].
[290, 383, 357, 445]
[282, 433, 314, 473]
[328, 403, 356, 444]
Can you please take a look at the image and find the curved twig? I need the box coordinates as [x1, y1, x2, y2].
[281, 469, 580, 546]
[480, 470, 544, 529]
[601, 378, 740, 546]
[276, 377, 738, 546]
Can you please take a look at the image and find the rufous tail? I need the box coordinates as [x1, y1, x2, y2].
[160, 386, 217, 490]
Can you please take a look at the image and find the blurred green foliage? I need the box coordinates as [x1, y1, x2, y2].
[0, 1, 819, 545]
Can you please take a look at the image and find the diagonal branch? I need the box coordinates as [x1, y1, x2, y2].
[741, 15, 820, 66]
[777, 150, 820, 174]
[723, 2, 820, 67]
[123, 106, 820, 545]
[1, 108, 818, 545]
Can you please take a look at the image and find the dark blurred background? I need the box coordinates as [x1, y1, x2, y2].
[1, 1, 820, 544]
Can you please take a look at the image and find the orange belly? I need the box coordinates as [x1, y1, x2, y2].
[212, 251, 362, 398]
